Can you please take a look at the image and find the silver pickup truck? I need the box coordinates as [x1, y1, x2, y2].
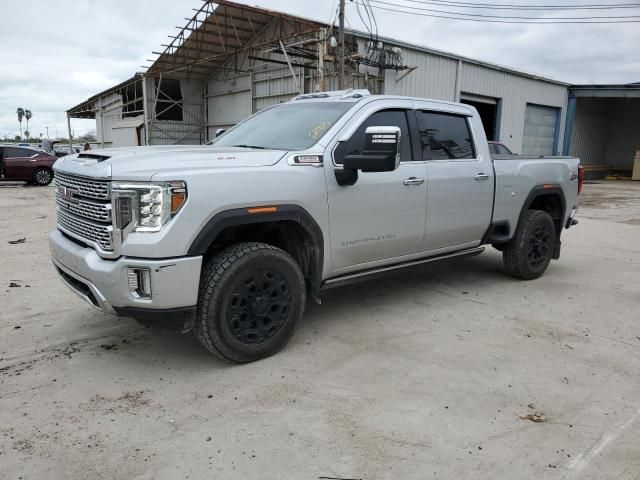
[50, 89, 582, 362]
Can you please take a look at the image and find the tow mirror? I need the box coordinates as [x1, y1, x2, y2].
[342, 126, 401, 173]
[215, 128, 227, 138]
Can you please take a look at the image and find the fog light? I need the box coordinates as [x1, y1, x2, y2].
[127, 268, 152, 299]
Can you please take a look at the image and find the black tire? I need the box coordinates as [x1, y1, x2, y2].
[194, 242, 306, 363]
[32, 167, 53, 186]
[503, 210, 556, 280]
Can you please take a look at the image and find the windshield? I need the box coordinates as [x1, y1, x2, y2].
[211, 102, 353, 150]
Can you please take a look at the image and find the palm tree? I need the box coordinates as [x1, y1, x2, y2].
[16, 108, 25, 139]
[25, 110, 32, 139]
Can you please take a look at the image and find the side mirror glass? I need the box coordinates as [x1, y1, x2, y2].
[342, 126, 401, 173]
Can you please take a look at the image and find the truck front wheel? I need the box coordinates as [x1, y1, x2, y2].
[194, 242, 306, 363]
[502, 210, 556, 280]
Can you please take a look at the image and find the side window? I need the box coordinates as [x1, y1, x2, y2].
[497, 144, 512, 155]
[4, 147, 30, 159]
[489, 143, 498, 155]
[417, 111, 475, 160]
[334, 109, 412, 165]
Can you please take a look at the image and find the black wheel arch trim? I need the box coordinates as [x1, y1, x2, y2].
[187, 205, 324, 298]
[483, 184, 567, 246]
[519, 185, 567, 250]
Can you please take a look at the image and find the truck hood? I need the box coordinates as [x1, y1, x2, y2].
[53, 145, 288, 181]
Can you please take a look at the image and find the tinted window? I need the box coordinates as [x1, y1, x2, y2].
[417, 111, 475, 160]
[4, 147, 32, 159]
[334, 109, 412, 164]
[497, 144, 512, 155]
[489, 143, 498, 155]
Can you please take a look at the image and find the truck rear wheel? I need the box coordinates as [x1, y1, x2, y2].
[194, 242, 306, 363]
[502, 210, 556, 280]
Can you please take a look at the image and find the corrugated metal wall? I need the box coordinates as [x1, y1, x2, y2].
[605, 98, 640, 170]
[384, 48, 458, 101]
[569, 98, 608, 168]
[570, 97, 640, 172]
[459, 63, 567, 154]
[96, 93, 122, 147]
[384, 48, 568, 155]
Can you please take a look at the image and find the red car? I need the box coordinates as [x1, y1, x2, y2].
[0, 145, 57, 186]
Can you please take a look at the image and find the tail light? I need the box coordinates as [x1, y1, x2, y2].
[578, 165, 585, 195]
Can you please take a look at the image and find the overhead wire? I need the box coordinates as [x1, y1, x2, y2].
[351, 0, 640, 22]
[366, 0, 640, 19]
[387, 0, 640, 9]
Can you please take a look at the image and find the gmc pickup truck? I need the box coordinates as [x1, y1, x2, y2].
[50, 89, 582, 363]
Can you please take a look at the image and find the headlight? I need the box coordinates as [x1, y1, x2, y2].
[112, 181, 187, 232]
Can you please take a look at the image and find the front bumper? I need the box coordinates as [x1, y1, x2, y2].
[49, 229, 202, 315]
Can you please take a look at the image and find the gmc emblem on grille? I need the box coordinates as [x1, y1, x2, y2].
[58, 186, 80, 204]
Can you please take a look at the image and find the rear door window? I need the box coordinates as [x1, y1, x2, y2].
[497, 144, 512, 155]
[416, 111, 476, 160]
[4, 147, 32, 159]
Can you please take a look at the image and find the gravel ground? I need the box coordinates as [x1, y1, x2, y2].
[1, 180, 639, 480]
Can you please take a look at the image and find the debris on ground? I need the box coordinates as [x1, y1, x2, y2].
[9, 281, 21, 288]
[100, 343, 118, 351]
[519, 412, 546, 423]
[8, 237, 26, 244]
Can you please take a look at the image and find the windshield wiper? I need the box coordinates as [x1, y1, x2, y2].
[231, 144, 266, 150]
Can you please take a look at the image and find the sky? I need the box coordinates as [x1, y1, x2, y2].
[1, 0, 638, 140]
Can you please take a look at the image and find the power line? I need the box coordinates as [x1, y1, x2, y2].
[392, 0, 640, 9]
[367, 0, 640, 18]
[352, 1, 640, 22]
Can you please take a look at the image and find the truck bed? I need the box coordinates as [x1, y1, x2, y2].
[491, 155, 580, 236]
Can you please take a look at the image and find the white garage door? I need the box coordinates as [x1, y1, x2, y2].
[522, 104, 559, 156]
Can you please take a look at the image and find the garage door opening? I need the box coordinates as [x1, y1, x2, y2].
[460, 94, 499, 141]
[523, 103, 560, 156]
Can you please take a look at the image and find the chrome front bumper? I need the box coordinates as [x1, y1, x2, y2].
[49, 230, 202, 314]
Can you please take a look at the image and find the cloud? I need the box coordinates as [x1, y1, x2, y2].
[1, 0, 638, 139]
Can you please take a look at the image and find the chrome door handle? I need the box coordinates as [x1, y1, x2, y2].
[403, 177, 425, 186]
[474, 173, 490, 181]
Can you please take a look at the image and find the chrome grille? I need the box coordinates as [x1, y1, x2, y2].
[54, 171, 110, 200]
[55, 173, 113, 252]
[57, 209, 113, 251]
[55, 194, 111, 222]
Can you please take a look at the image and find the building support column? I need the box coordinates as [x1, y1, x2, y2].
[67, 116, 73, 153]
[142, 75, 150, 146]
[454, 60, 462, 102]
[562, 96, 577, 156]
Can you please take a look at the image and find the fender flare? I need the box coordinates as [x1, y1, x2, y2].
[187, 204, 324, 297]
[520, 185, 566, 228]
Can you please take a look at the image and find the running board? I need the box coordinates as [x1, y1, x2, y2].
[321, 246, 485, 290]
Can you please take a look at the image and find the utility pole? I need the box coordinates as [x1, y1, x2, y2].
[338, 0, 345, 89]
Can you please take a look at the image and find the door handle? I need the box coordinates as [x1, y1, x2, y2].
[474, 173, 490, 181]
[403, 177, 425, 186]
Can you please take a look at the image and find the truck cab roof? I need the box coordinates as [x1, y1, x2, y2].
[290, 88, 476, 114]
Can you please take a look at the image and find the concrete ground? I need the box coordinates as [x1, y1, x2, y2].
[1, 180, 639, 480]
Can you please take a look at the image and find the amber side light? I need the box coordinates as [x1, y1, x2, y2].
[247, 206, 278, 214]
[543, 184, 554, 189]
[170, 191, 187, 214]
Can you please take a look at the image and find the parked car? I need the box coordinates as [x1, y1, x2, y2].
[488, 140, 514, 155]
[50, 89, 582, 362]
[0, 145, 57, 185]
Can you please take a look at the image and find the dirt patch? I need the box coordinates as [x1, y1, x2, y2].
[87, 391, 151, 414]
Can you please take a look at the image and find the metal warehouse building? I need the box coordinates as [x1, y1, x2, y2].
[67, 0, 639, 178]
